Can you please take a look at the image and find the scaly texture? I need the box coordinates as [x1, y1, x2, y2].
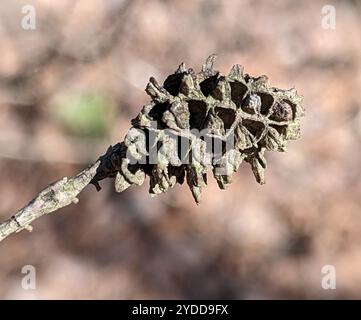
[108, 55, 305, 203]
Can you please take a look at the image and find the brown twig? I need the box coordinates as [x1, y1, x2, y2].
[0, 161, 100, 242]
[0, 140, 125, 243]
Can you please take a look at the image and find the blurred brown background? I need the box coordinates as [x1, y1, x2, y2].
[0, 0, 360, 299]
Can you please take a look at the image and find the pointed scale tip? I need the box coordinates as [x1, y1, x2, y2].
[202, 54, 217, 72]
[177, 62, 187, 73]
[228, 64, 244, 80]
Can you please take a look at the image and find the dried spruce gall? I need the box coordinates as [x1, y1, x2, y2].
[101, 55, 305, 204]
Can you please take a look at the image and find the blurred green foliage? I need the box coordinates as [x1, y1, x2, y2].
[54, 92, 114, 138]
